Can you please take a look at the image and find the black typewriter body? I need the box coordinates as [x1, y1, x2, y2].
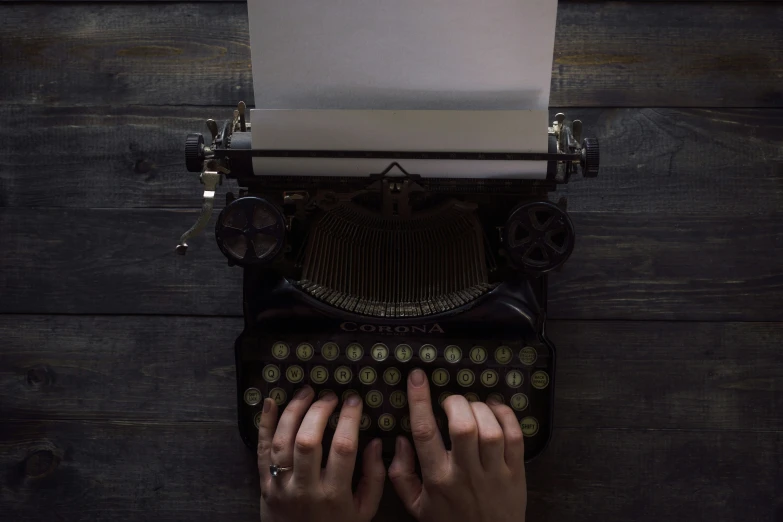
[177, 103, 598, 462]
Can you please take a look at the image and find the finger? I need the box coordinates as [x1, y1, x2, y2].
[407, 368, 448, 480]
[271, 386, 314, 473]
[442, 395, 481, 472]
[470, 402, 506, 471]
[257, 398, 279, 482]
[388, 436, 423, 513]
[292, 391, 338, 486]
[487, 399, 526, 469]
[324, 393, 363, 488]
[355, 438, 387, 521]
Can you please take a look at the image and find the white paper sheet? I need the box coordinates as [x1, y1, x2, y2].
[246, 0, 559, 177]
[247, 0, 558, 110]
[250, 109, 550, 178]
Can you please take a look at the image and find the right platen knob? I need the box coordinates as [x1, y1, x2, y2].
[581, 138, 599, 178]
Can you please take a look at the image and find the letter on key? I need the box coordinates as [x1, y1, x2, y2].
[335, 366, 353, 384]
[359, 367, 377, 385]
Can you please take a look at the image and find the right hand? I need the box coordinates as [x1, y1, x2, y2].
[388, 368, 527, 522]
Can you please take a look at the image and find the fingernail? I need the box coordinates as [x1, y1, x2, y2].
[322, 391, 337, 401]
[395, 436, 403, 454]
[487, 396, 501, 405]
[345, 393, 361, 407]
[410, 368, 426, 387]
[294, 386, 311, 399]
[263, 398, 272, 413]
[374, 438, 383, 458]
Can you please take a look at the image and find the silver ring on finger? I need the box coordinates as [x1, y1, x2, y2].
[270, 464, 293, 478]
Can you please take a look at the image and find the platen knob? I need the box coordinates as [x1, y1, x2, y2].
[581, 138, 599, 178]
[185, 133, 205, 173]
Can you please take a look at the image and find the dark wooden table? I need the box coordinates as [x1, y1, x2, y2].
[1, 0, 782, 521]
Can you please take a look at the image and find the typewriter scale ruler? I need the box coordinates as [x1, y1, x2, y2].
[217, 149, 579, 162]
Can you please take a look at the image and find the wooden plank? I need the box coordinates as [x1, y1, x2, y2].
[1, 106, 781, 214]
[1, 420, 781, 522]
[0, 209, 780, 320]
[3, 0, 777, 3]
[0, 3, 781, 108]
[2, 315, 782, 432]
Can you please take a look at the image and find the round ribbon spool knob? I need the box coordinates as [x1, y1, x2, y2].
[185, 133, 205, 173]
[215, 196, 286, 266]
[504, 201, 575, 273]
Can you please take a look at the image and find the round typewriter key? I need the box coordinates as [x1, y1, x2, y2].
[520, 416, 539, 437]
[310, 366, 329, 385]
[487, 392, 504, 404]
[390, 390, 407, 408]
[296, 343, 314, 361]
[334, 366, 353, 385]
[395, 344, 413, 363]
[319, 389, 334, 399]
[444, 345, 462, 363]
[342, 389, 358, 401]
[269, 387, 287, 406]
[469, 346, 488, 364]
[378, 413, 396, 431]
[360, 413, 371, 431]
[438, 391, 453, 405]
[359, 367, 377, 385]
[495, 345, 513, 364]
[457, 369, 475, 387]
[531, 371, 550, 389]
[506, 369, 524, 388]
[510, 393, 528, 411]
[464, 392, 480, 403]
[401, 416, 411, 432]
[321, 342, 340, 361]
[431, 368, 450, 386]
[419, 344, 437, 363]
[383, 367, 401, 386]
[519, 346, 538, 366]
[254, 411, 263, 429]
[365, 390, 384, 408]
[271, 342, 290, 360]
[262, 364, 281, 383]
[244, 387, 262, 406]
[286, 365, 304, 383]
[329, 413, 340, 430]
[346, 343, 364, 362]
[480, 369, 499, 387]
[371, 343, 389, 362]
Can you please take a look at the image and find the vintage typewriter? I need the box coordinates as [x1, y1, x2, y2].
[176, 103, 599, 460]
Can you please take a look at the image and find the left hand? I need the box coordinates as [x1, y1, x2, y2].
[256, 386, 387, 522]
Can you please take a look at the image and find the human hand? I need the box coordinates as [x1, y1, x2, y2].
[389, 369, 527, 522]
[256, 386, 386, 522]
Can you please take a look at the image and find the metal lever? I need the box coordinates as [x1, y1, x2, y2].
[175, 165, 223, 255]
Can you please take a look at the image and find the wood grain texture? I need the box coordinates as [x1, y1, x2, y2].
[2, 315, 782, 432]
[1, 106, 781, 213]
[0, 208, 780, 320]
[2, 420, 781, 522]
[0, 3, 781, 108]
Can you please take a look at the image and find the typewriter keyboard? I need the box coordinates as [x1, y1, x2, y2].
[237, 337, 553, 460]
